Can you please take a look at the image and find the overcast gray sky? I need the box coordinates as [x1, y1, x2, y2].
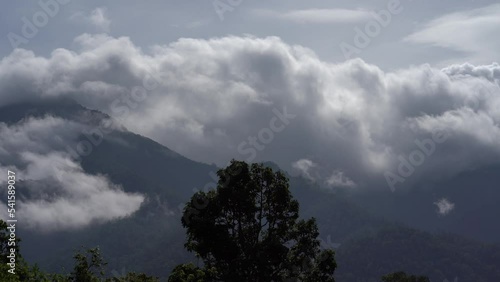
[1, 0, 499, 70]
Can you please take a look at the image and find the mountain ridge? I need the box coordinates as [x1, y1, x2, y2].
[1, 98, 499, 281]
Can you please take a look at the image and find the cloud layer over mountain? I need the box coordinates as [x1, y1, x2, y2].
[1, 34, 499, 196]
[0, 116, 144, 232]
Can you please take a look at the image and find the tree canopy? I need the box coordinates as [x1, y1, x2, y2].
[170, 160, 337, 281]
[0, 219, 158, 281]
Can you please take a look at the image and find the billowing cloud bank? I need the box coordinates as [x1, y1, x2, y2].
[1, 34, 499, 195]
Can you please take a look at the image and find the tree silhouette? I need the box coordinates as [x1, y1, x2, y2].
[170, 160, 336, 281]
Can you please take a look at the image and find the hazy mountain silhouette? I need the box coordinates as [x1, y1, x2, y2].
[2, 98, 499, 281]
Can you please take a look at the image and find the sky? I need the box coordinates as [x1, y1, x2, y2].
[1, 0, 499, 230]
[1, 0, 499, 69]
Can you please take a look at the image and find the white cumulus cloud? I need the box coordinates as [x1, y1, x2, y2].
[71, 7, 111, 32]
[292, 159, 318, 181]
[326, 171, 356, 188]
[1, 34, 500, 192]
[434, 198, 455, 216]
[0, 117, 144, 232]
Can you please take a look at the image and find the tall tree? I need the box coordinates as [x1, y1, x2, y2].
[70, 247, 107, 282]
[171, 160, 336, 281]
